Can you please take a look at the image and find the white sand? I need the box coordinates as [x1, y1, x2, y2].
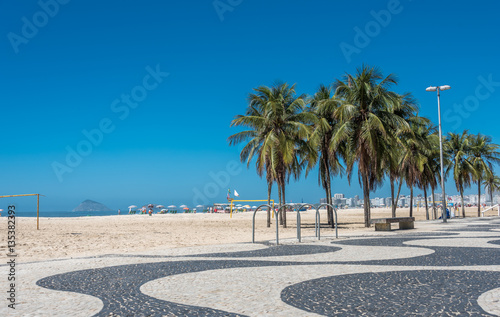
[0, 207, 494, 263]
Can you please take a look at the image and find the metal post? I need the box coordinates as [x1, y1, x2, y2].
[437, 88, 447, 223]
[297, 211, 301, 242]
[252, 204, 275, 244]
[37, 194, 40, 230]
[296, 204, 315, 242]
[315, 203, 339, 239]
[315, 209, 320, 240]
[274, 208, 279, 245]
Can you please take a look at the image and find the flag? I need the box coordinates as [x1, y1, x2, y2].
[227, 188, 231, 201]
[234, 190, 240, 197]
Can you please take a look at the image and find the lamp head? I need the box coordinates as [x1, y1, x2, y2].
[426, 86, 437, 92]
[439, 85, 451, 91]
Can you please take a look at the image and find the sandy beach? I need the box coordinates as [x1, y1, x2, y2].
[1, 206, 497, 263]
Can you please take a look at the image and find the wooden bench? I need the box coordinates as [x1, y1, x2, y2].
[370, 217, 415, 231]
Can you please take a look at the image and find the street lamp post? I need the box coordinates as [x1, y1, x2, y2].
[426, 85, 451, 223]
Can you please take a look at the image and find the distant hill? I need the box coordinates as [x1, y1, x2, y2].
[72, 200, 113, 212]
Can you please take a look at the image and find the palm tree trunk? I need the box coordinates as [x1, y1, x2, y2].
[477, 178, 481, 217]
[267, 181, 272, 228]
[327, 177, 334, 228]
[409, 186, 414, 217]
[326, 176, 333, 227]
[323, 156, 333, 226]
[323, 185, 330, 224]
[277, 182, 283, 225]
[491, 187, 494, 208]
[395, 179, 403, 216]
[432, 188, 437, 219]
[362, 173, 371, 227]
[460, 190, 466, 218]
[281, 176, 287, 228]
[390, 178, 396, 218]
[423, 186, 429, 220]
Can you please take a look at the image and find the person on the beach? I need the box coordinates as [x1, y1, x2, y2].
[118, 209, 121, 215]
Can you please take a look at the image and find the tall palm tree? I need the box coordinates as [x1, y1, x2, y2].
[383, 93, 418, 217]
[333, 65, 411, 227]
[445, 131, 475, 217]
[399, 116, 433, 218]
[468, 133, 500, 216]
[384, 141, 403, 217]
[308, 85, 343, 227]
[419, 130, 440, 219]
[229, 82, 313, 228]
[483, 173, 500, 207]
[228, 103, 274, 227]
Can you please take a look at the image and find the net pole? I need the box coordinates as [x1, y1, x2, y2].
[37, 194, 40, 230]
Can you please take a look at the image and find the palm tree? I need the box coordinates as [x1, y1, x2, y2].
[468, 133, 500, 216]
[399, 116, 433, 218]
[308, 85, 343, 227]
[445, 131, 475, 217]
[229, 82, 313, 228]
[383, 94, 418, 217]
[228, 103, 274, 227]
[333, 65, 410, 227]
[419, 130, 440, 219]
[483, 173, 500, 207]
[384, 141, 403, 217]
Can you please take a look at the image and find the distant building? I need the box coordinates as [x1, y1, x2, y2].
[493, 195, 500, 204]
[320, 198, 327, 204]
[399, 196, 407, 207]
[433, 193, 442, 202]
[385, 197, 392, 207]
[334, 193, 344, 199]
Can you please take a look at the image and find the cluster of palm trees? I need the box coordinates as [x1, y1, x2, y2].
[228, 65, 500, 228]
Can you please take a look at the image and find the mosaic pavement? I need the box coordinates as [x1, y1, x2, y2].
[2, 217, 500, 316]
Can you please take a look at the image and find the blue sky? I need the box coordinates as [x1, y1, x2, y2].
[2, 0, 500, 211]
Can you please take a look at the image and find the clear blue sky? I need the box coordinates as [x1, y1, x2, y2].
[2, 0, 500, 211]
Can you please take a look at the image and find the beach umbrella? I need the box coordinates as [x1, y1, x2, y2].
[196, 205, 203, 208]
[252, 206, 257, 208]
[148, 204, 154, 209]
[156, 205, 165, 209]
[243, 205, 251, 208]
[168, 205, 176, 208]
[180, 204, 188, 208]
[128, 205, 137, 212]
